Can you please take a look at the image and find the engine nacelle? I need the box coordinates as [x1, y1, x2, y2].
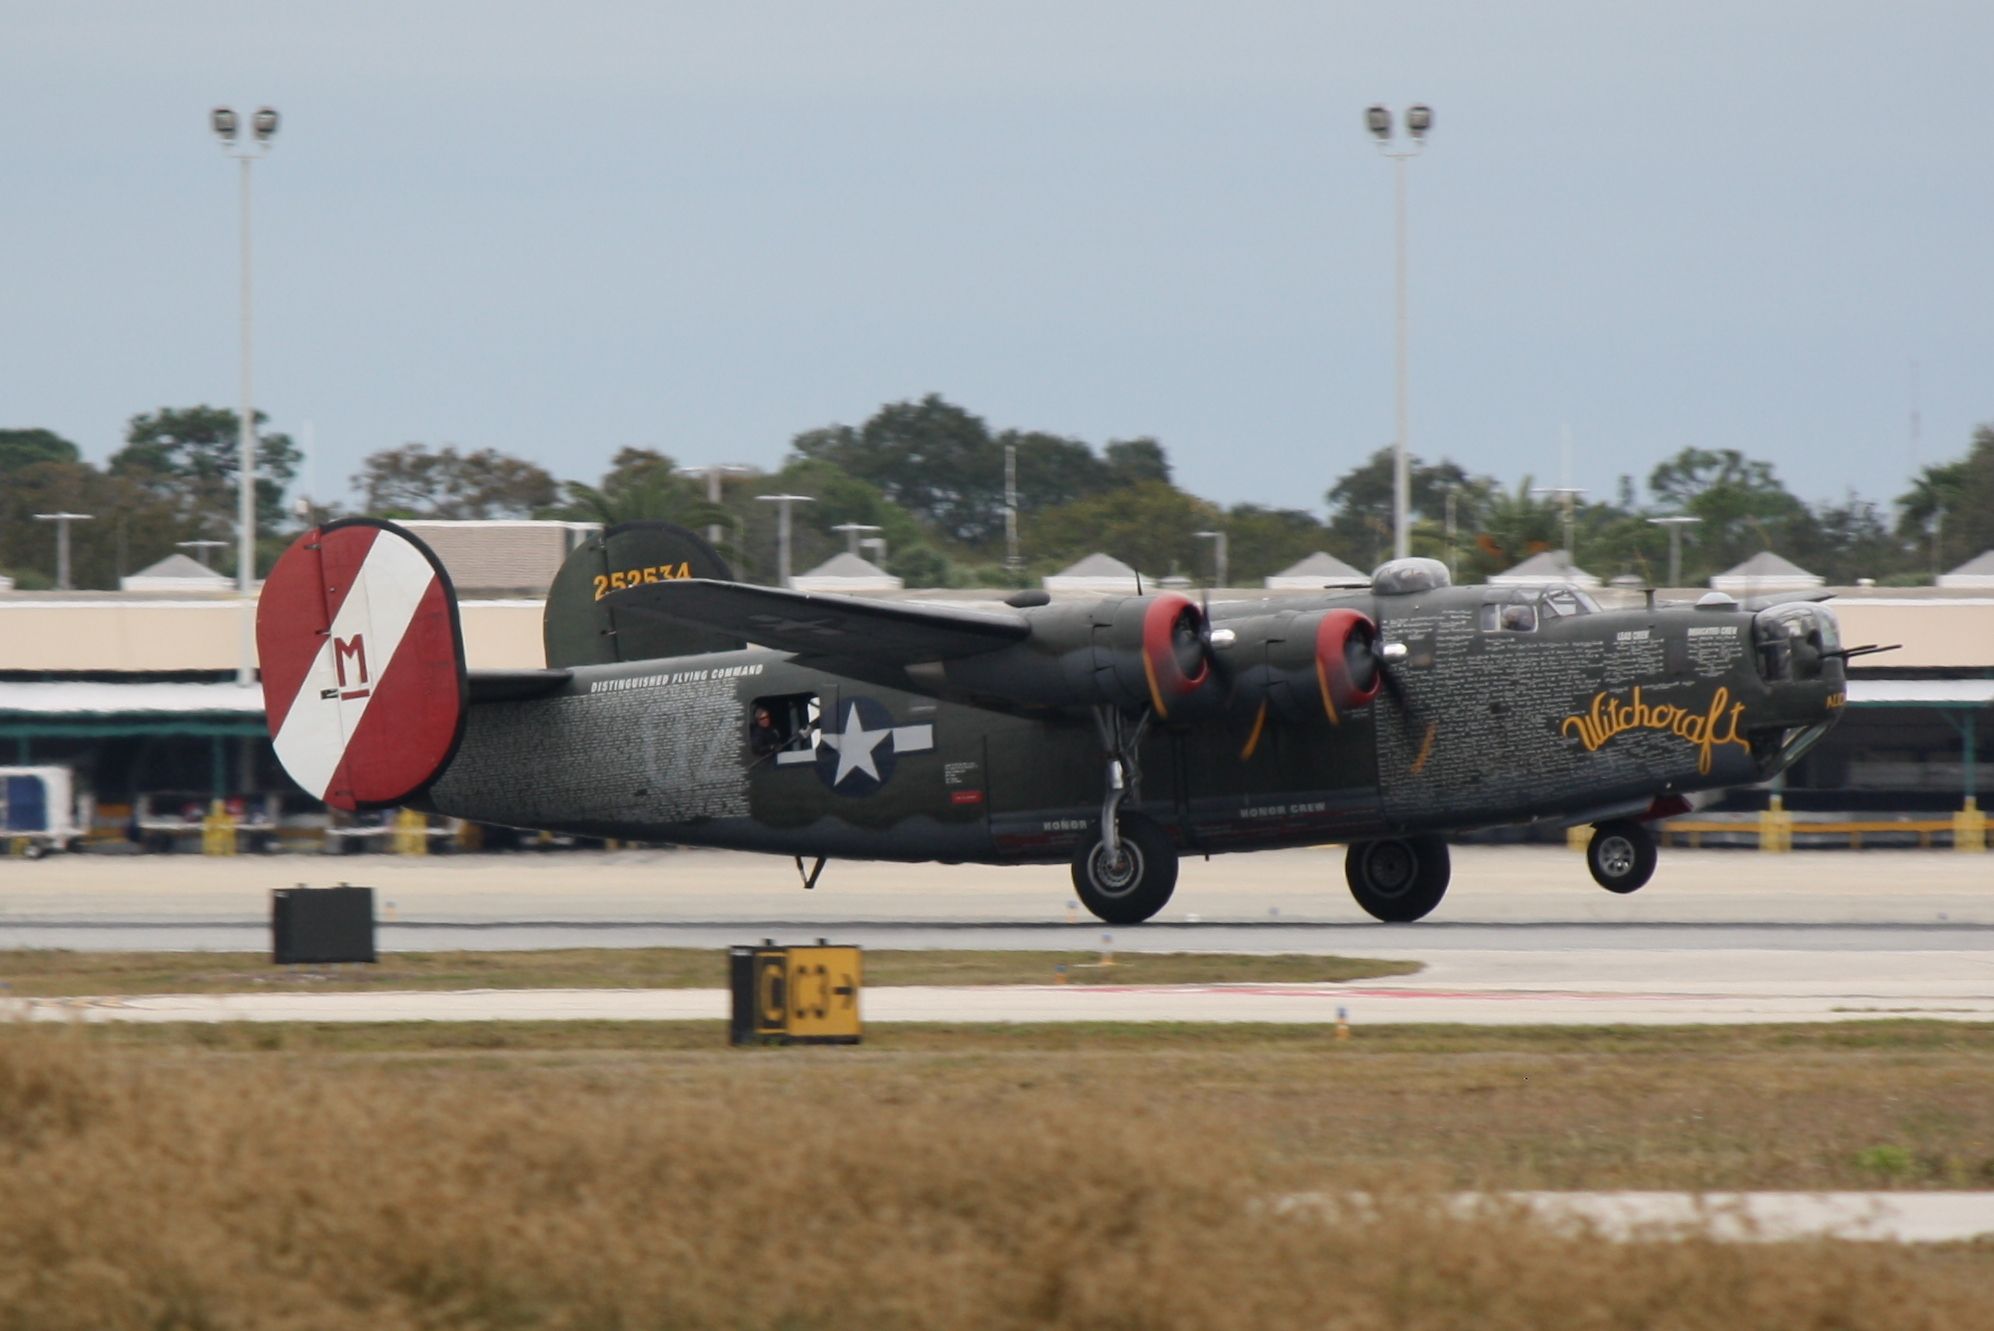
[940, 592, 1216, 715]
[1227, 606, 1381, 724]
[1118, 592, 1213, 716]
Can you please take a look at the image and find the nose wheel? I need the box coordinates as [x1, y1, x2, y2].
[1586, 819, 1658, 893]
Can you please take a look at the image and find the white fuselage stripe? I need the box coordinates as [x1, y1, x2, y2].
[271, 537, 436, 800]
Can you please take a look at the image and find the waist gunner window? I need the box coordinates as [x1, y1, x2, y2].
[749, 693, 820, 756]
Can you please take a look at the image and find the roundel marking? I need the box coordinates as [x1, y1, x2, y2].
[813, 696, 935, 797]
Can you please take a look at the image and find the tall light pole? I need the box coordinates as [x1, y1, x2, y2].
[1647, 516, 1702, 587]
[675, 463, 754, 548]
[33, 512, 93, 590]
[832, 522, 882, 557]
[1193, 529, 1228, 590]
[1366, 103, 1432, 562]
[1004, 440, 1022, 577]
[1531, 425, 1586, 562]
[212, 104, 278, 685]
[1443, 484, 1460, 582]
[1531, 484, 1586, 560]
[755, 493, 814, 587]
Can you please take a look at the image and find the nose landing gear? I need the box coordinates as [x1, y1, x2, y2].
[1586, 818, 1658, 893]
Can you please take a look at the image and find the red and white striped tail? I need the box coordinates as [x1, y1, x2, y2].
[256, 519, 467, 811]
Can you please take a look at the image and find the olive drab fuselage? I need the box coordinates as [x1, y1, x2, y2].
[416, 582, 1847, 863]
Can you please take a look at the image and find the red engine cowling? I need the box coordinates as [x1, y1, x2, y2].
[1256, 606, 1381, 724]
[1311, 607, 1382, 721]
[1117, 592, 1212, 718]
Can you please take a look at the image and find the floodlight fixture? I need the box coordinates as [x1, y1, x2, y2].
[1648, 515, 1704, 586]
[211, 106, 238, 143]
[676, 462, 755, 545]
[832, 522, 883, 556]
[1406, 104, 1433, 138]
[253, 107, 280, 141]
[1365, 105, 1391, 140]
[178, 538, 229, 569]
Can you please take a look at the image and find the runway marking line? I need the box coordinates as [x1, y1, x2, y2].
[1054, 984, 1697, 1003]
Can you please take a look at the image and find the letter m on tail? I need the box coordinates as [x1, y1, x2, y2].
[334, 634, 369, 695]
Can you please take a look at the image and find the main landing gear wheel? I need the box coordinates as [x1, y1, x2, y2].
[1071, 813, 1179, 925]
[1586, 819, 1657, 894]
[1345, 835, 1451, 923]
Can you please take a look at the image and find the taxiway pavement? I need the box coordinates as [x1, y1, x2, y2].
[4, 846, 1990, 1026]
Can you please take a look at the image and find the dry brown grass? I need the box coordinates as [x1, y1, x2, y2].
[3, 1021, 1993, 1329]
[0, 947, 1418, 996]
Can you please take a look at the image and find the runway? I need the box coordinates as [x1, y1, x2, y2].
[4, 845, 1992, 1026]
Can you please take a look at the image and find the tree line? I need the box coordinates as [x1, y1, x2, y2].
[4, 396, 1991, 589]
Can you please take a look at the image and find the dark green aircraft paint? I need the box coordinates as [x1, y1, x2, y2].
[422, 578, 1843, 862]
[266, 520, 1848, 923]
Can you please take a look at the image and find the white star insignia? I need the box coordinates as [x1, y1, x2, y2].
[822, 702, 889, 786]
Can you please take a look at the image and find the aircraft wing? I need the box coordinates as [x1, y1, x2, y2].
[606, 580, 1030, 661]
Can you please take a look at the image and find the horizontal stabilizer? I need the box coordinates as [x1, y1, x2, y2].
[607, 580, 1028, 661]
[467, 669, 573, 702]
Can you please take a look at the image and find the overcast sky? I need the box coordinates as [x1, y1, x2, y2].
[5, 1, 1989, 517]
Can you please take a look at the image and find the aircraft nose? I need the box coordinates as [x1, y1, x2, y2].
[1767, 672, 1846, 724]
[1751, 602, 1849, 727]
[1753, 604, 1840, 680]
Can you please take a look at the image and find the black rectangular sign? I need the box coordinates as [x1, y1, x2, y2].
[271, 885, 377, 965]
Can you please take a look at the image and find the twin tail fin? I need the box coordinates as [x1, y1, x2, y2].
[257, 518, 468, 811]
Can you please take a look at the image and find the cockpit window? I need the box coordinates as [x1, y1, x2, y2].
[1539, 586, 1600, 619]
[1479, 583, 1599, 632]
[1480, 596, 1538, 632]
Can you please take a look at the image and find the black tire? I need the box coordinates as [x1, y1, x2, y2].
[1345, 835, 1451, 922]
[1071, 814, 1179, 925]
[1587, 819, 1657, 893]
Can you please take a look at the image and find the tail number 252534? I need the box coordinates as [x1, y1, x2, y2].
[593, 563, 693, 601]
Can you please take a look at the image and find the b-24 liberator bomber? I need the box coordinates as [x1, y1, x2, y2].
[256, 518, 1855, 923]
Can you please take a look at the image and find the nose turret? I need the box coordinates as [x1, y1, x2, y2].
[1754, 602, 1846, 693]
[1748, 602, 1847, 773]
